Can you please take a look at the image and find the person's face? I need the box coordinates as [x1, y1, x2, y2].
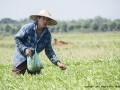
[38, 16, 50, 28]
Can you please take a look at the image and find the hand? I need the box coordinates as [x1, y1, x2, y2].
[25, 48, 32, 56]
[57, 62, 66, 70]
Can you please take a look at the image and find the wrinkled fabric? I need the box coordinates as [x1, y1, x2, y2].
[13, 22, 60, 67]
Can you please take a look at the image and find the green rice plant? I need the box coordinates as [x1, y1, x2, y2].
[0, 32, 120, 90]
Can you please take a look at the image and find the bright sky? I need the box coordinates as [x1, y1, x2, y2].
[0, 0, 120, 21]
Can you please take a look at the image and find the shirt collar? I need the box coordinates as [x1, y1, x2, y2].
[34, 22, 48, 34]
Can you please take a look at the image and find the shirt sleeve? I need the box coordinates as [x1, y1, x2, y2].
[45, 34, 60, 65]
[14, 26, 28, 53]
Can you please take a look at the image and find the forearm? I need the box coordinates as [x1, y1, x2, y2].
[45, 46, 60, 65]
[50, 54, 60, 65]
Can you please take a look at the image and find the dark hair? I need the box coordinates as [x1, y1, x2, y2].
[38, 16, 41, 18]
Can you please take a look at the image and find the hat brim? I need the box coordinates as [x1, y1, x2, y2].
[30, 15, 57, 26]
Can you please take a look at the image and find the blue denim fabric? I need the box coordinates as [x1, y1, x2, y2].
[13, 22, 60, 67]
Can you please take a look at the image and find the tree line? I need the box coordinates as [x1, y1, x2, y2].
[0, 16, 120, 35]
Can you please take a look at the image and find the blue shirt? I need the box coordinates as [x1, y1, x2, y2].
[13, 22, 60, 67]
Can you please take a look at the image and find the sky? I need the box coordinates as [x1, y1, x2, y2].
[0, 0, 120, 21]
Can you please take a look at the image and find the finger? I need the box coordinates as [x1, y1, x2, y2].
[61, 67, 66, 70]
[63, 67, 66, 69]
[29, 53, 32, 56]
[27, 52, 31, 56]
[26, 52, 29, 56]
[28, 53, 31, 56]
[61, 66, 66, 70]
[29, 50, 32, 56]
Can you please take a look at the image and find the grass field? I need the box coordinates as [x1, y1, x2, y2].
[0, 32, 120, 90]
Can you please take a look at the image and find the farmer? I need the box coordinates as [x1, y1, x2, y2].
[12, 9, 66, 75]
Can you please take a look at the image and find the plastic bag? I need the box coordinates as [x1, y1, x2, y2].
[27, 50, 43, 72]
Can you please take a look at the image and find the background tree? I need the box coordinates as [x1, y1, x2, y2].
[90, 22, 99, 31]
[99, 23, 108, 31]
[67, 24, 74, 32]
[109, 22, 117, 31]
[116, 23, 120, 31]
[5, 24, 11, 32]
[0, 17, 120, 35]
